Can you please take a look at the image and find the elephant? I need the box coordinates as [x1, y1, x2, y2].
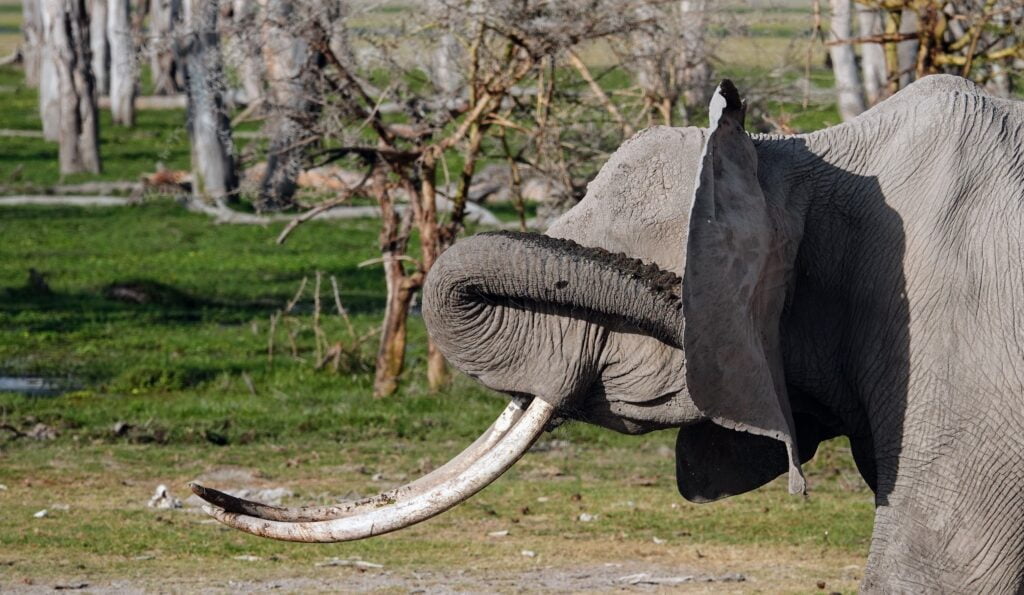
[192, 75, 1024, 591]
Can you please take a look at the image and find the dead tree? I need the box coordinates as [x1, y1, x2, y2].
[268, 1, 655, 396]
[832, 1, 1022, 99]
[425, 0, 464, 100]
[856, 3, 886, 105]
[619, 0, 714, 126]
[227, 0, 263, 105]
[828, 0, 865, 121]
[22, 0, 43, 88]
[44, 0, 102, 174]
[677, 1, 712, 112]
[38, 1, 61, 141]
[149, 0, 182, 94]
[180, 0, 237, 203]
[256, 0, 323, 212]
[107, 0, 136, 126]
[89, 0, 109, 95]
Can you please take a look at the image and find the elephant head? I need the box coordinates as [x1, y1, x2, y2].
[191, 80, 817, 540]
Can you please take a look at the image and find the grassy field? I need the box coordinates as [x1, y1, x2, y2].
[0, 2, 875, 592]
[0, 204, 874, 593]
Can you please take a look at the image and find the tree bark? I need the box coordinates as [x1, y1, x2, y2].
[883, 8, 902, 96]
[22, 0, 44, 88]
[986, 10, 1013, 98]
[897, 8, 918, 89]
[257, 0, 322, 212]
[374, 258, 415, 398]
[678, 0, 711, 118]
[372, 169, 416, 398]
[418, 155, 450, 391]
[45, 0, 102, 174]
[856, 4, 886, 105]
[38, 1, 61, 141]
[629, 3, 664, 127]
[828, 0, 865, 121]
[432, 31, 462, 98]
[107, 0, 136, 126]
[181, 0, 237, 203]
[149, 0, 182, 95]
[325, 1, 357, 76]
[89, 0, 109, 95]
[229, 0, 262, 105]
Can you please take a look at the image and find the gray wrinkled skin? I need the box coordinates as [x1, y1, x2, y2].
[422, 75, 1024, 592]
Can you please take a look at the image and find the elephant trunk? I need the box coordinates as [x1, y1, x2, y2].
[423, 231, 684, 378]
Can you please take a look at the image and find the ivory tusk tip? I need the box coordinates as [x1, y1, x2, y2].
[190, 482, 222, 502]
[201, 504, 226, 519]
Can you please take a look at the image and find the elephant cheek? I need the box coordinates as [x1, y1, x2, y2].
[448, 305, 608, 408]
[581, 334, 700, 434]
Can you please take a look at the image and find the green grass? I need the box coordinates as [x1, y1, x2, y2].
[0, 201, 488, 443]
[0, 202, 873, 591]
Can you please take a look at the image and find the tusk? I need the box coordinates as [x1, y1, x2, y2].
[190, 399, 528, 522]
[197, 397, 555, 542]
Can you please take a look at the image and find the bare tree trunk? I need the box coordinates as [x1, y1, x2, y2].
[149, 0, 182, 95]
[432, 31, 463, 98]
[181, 0, 237, 203]
[678, 0, 711, 120]
[897, 8, 918, 89]
[22, 0, 44, 88]
[372, 169, 416, 398]
[629, 3, 664, 127]
[418, 156, 450, 391]
[39, 0, 62, 141]
[257, 0, 321, 212]
[325, 1, 357, 76]
[89, 0, 109, 95]
[883, 8, 901, 95]
[45, 0, 102, 174]
[375, 258, 414, 398]
[986, 10, 1013, 98]
[107, 0, 136, 126]
[856, 4, 886, 105]
[828, 0, 865, 121]
[626, 2, 711, 127]
[229, 0, 262, 105]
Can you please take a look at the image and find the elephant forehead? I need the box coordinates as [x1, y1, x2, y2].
[548, 126, 706, 274]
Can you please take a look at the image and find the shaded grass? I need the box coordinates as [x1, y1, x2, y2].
[0, 202, 474, 444]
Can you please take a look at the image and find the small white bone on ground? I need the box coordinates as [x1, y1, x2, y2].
[148, 484, 183, 509]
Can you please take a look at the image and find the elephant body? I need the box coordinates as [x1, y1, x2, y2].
[423, 75, 1024, 590]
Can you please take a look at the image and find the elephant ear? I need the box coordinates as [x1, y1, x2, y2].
[676, 80, 806, 501]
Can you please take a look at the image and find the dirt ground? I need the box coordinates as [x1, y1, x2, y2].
[7, 562, 861, 594]
[0, 440, 871, 594]
[4, 542, 864, 593]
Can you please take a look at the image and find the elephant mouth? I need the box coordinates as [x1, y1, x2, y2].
[190, 232, 685, 543]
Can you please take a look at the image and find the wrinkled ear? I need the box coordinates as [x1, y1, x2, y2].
[678, 80, 806, 500]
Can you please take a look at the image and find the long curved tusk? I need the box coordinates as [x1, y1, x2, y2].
[197, 397, 555, 542]
[190, 399, 528, 522]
